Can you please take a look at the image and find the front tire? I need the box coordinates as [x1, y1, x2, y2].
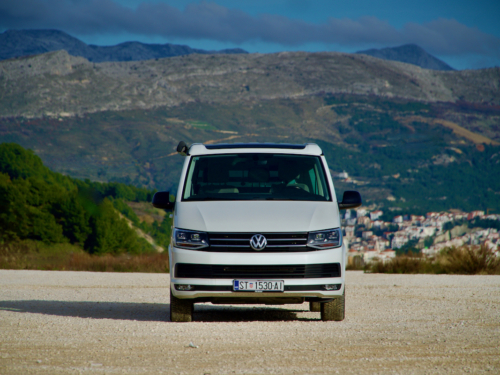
[320, 289, 345, 321]
[170, 290, 194, 322]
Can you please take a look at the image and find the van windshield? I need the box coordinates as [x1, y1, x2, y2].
[182, 154, 331, 201]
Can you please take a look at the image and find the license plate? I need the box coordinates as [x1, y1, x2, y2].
[233, 280, 284, 292]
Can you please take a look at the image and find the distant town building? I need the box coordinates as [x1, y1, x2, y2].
[379, 249, 396, 260]
[356, 208, 368, 217]
[407, 227, 422, 240]
[346, 218, 357, 226]
[391, 233, 407, 249]
[383, 231, 393, 239]
[421, 227, 437, 237]
[345, 226, 355, 238]
[347, 210, 499, 262]
[362, 231, 373, 240]
[363, 250, 380, 263]
[357, 216, 372, 228]
[370, 210, 383, 221]
[467, 211, 485, 220]
[411, 215, 425, 224]
[452, 213, 467, 221]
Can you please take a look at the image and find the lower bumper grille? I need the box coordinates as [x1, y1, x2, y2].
[175, 284, 342, 292]
[175, 263, 341, 279]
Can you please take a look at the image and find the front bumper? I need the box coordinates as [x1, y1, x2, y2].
[169, 245, 346, 300]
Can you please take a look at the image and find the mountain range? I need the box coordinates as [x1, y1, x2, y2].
[0, 29, 248, 63]
[1, 29, 455, 71]
[356, 44, 455, 71]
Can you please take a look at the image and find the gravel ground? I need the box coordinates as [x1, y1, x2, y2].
[0, 270, 499, 374]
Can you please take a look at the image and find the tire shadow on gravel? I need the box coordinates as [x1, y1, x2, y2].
[0, 300, 318, 322]
[0, 300, 168, 322]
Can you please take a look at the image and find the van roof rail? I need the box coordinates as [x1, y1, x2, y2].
[204, 143, 307, 150]
[187, 142, 323, 156]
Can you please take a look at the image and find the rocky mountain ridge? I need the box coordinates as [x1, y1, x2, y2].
[356, 44, 455, 71]
[1, 50, 499, 119]
[0, 29, 247, 63]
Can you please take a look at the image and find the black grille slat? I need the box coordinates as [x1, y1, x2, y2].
[205, 246, 306, 253]
[175, 263, 341, 279]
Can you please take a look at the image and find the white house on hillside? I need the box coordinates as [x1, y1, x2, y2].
[370, 210, 383, 221]
[391, 233, 408, 249]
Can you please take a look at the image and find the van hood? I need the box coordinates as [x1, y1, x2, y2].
[174, 201, 340, 233]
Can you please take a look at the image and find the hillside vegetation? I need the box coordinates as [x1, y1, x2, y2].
[2, 95, 499, 214]
[0, 143, 171, 255]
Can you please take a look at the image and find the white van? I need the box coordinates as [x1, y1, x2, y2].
[153, 142, 361, 322]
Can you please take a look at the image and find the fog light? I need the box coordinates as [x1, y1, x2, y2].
[323, 284, 341, 291]
[175, 284, 194, 291]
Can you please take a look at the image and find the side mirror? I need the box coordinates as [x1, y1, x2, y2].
[152, 191, 175, 210]
[338, 190, 362, 210]
[177, 141, 189, 156]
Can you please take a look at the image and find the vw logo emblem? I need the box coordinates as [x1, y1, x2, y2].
[250, 234, 267, 251]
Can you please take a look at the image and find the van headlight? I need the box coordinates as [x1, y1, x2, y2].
[173, 229, 209, 250]
[307, 228, 342, 249]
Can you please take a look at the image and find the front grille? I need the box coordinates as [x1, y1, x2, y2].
[206, 232, 311, 252]
[175, 263, 341, 279]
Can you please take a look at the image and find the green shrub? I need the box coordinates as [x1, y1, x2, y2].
[367, 253, 430, 274]
[366, 245, 500, 275]
[0, 240, 169, 272]
[437, 245, 500, 275]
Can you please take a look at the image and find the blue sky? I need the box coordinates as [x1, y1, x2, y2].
[1, 0, 499, 69]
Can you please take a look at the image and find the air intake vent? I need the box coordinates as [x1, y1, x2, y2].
[175, 263, 341, 279]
